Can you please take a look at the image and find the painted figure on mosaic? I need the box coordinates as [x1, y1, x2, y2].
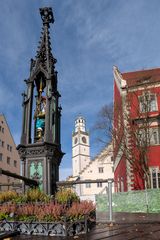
[29, 161, 43, 190]
[34, 78, 46, 140]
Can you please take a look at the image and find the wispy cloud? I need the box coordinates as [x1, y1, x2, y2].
[0, 0, 160, 173]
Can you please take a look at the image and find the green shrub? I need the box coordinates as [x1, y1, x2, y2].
[0, 191, 18, 203]
[26, 188, 51, 203]
[12, 195, 28, 204]
[0, 189, 51, 204]
[0, 212, 8, 220]
[55, 188, 79, 205]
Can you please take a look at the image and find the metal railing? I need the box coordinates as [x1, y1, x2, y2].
[0, 168, 38, 188]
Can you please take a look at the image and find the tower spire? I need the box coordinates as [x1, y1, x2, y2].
[30, 7, 57, 79]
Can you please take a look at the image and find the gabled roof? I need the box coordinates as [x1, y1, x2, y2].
[0, 114, 17, 146]
[79, 144, 112, 175]
[122, 68, 160, 88]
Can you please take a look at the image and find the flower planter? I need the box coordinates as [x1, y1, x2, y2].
[0, 190, 96, 236]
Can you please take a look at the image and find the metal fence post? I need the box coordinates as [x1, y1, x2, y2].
[107, 179, 113, 222]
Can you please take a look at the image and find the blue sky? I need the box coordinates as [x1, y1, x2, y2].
[1, 0, 160, 179]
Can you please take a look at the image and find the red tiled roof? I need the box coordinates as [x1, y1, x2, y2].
[121, 68, 160, 87]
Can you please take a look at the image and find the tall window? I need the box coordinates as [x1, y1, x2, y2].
[150, 95, 157, 111]
[150, 168, 160, 188]
[139, 93, 157, 112]
[151, 129, 159, 145]
[137, 128, 159, 146]
[149, 128, 159, 145]
[0, 126, 4, 132]
[86, 183, 91, 188]
[7, 157, 10, 165]
[98, 167, 104, 173]
[0, 153, 2, 161]
[14, 160, 17, 167]
[153, 131, 158, 144]
[1, 141, 4, 147]
[97, 182, 102, 188]
[137, 129, 150, 146]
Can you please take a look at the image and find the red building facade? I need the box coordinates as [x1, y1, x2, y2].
[113, 66, 160, 192]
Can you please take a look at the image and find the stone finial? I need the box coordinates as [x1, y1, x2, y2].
[40, 7, 54, 25]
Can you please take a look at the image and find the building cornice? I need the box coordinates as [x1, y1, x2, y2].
[113, 66, 127, 95]
[72, 153, 90, 158]
[72, 143, 90, 148]
[72, 131, 89, 137]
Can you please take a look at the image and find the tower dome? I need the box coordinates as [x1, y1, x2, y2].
[75, 116, 86, 132]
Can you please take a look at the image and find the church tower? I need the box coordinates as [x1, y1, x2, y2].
[17, 7, 64, 194]
[72, 116, 90, 176]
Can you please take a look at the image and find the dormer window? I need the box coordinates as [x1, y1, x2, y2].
[139, 93, 157, 112]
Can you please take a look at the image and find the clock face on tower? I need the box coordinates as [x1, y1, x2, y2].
[82, 136, 86, 143]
